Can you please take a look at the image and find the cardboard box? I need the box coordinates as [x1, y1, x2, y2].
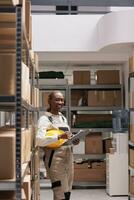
[41, 91, 50, 108]
[29, 16, 32, 49]
[0, 127, 32, 165]
[74, 163, 106, 182]
[34, 149, 40, 175]
[112, 90, 122, 106]
[71, 90, 88, 106]
[25, 0, 31, 42]
[13, 0, 22, 5]
[91, 161, 106, 169]
[75, 114, 112, 124]
[74, 163, 89, 169]
[0, 191, 26, 200]
[103, 138, 112, 153]
[0, 13, 15, 22]
[35, 87, 39, 107]
[130, 125, 134, 142]
[96, 70, 120, 84]
[34, 179, 40, 200]
[0, 55, 30, 102]
[85, 132, 103, 154]
[73, 71, 90, 85]
[88, 90, 121, 107]
[101, 90, 121, 106]
[0, 191, 15, 200]
[31, 86, 40, 107]
[130, 91, 134, 108]
[87, 91, 99, 106]
[0, 54, 16, 95]
[22, 188, 26, 200]
[0, 130, 15, 179]
[34, 52, 39, 72]
[129, 55, 134, 73]
[74, 114, 112, 128]
[0, 0, 21, 6]
[21, 129, 32, 163]
[21, 62, 30, 103]
[22, 175, 31, 200]
[129, 148, 134, 168]
[130, 176, 134, 195]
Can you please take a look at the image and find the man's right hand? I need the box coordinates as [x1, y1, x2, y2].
[58, 132, 70, 140]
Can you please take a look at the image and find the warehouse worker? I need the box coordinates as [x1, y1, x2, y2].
[36, 91, 79, 200]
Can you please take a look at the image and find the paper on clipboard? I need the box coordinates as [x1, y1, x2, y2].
[64, 129, 90, 145]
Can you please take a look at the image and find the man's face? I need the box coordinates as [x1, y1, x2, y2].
[50, 92, 64, 111]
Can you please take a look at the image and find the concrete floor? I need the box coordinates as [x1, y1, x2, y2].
[40, 188, 128, 200]
[40, 179, 128, 200]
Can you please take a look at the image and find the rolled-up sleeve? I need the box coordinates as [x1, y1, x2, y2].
[36, 116, 58, 147]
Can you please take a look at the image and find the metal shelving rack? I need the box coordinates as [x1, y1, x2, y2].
[0, 1, 38, 199]
[0, 3, 22, 198]
[68, 84, 123, 131]
[68, 82, 124, 188]
[128, 71, 134, 200]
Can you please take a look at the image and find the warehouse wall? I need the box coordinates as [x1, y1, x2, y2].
[32, 14, 101, 51]
[32, 10, 134, 52]
[97, 10, 134, 50]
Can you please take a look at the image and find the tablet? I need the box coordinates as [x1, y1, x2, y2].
[64, 129, 90, 145]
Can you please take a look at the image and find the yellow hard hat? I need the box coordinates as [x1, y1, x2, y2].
[46, 129, 66, 148]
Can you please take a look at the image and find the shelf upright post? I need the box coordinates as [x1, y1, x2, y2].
[15, 5, 22, 200]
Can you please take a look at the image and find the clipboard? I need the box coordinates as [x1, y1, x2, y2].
[64, 129, 90, 145]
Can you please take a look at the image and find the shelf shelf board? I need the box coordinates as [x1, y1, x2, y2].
[73, 181, 106, 189]
[69, 84, 122, 90]
[38, 84, 68, 90]
[129, 108, 134, 111]
[0, 179, 16, 191]
[0, 96, 36, 111]
[129, 140, 134, 147]
[0, 95, 15, 110]
[71, 128, 113, 133]
[74, 154, 105, 160]
[70, 106, 122, 111]
[40, 179, 106, 189]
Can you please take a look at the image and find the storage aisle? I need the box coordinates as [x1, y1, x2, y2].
[40, 189, 128, 200]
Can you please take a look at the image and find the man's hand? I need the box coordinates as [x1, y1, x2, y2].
[58, 131, 72, 140]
